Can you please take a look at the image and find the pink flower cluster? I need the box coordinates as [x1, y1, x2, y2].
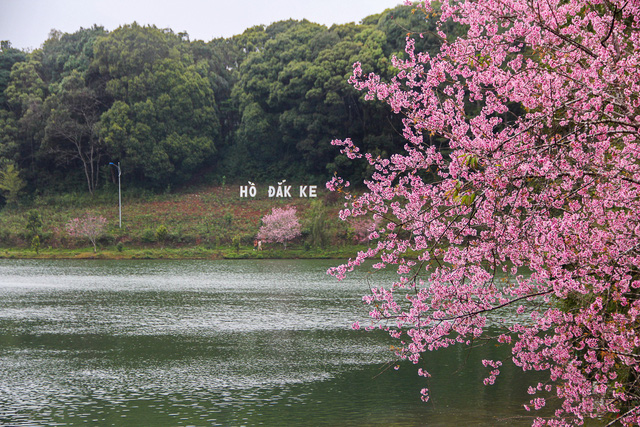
[329, 0, 640, 425]
[65, 214, 108, 252]
[257, 206, 302, 249]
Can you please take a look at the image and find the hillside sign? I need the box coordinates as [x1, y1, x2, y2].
[239, 180, 317, 198]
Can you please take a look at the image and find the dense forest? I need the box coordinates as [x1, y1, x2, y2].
[0, 3, 455, 204]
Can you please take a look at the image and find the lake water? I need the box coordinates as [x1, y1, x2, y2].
[0, 259, 549, 426]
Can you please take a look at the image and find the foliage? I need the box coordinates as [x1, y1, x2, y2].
[232, 235, 241, 253]
[329, 0, 640, 426]
[65, 213, 107, 252]
[257, 206, 302, 249]
[43, 70, 103, 193]
[0, 180, 388, 266]
[226, 15, 415, 182]
[0, 163, 26, 206]
[141, 228, 156, 243]
[0, 185, 354, 252]
[0, 4, 439, 195]
[39, 26, 106, 82]
[0, 41, 27, 109]
[30, 234, 40, 254]
[95, 24, 220, 187]
[222, 212, 233, 227]
[306, 200, 329, 248]
[25, 209, 42, 238]
[155, 224, 168, 248]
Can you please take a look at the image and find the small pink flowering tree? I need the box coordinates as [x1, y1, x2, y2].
[257, 206, 302, 249]
[350, 217, 380, 244]
[65, 214, 108, 252]
[328, 0, 640, 425]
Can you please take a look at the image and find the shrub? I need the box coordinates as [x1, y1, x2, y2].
[156, 225, 168, 248]
[65, 214, 108, 253]
[141, 229, 156, 243]
[257, 206, 302, 250]
[31, 235, 40, 254]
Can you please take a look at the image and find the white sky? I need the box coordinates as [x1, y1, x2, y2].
[0, 0, 404, 51]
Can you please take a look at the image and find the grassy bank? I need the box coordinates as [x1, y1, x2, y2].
[0, 245, 366, 260]
[0, 184, 367, 259]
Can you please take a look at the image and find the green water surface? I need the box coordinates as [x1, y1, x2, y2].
[0, 259, 549, 426]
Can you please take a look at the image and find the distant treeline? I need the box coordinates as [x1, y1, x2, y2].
[0, 3, 456, 199]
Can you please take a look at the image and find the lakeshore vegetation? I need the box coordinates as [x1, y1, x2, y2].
[0, 184, 376, 258]
[0, 3, 438, 256]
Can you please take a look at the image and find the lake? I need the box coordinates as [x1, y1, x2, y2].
[0, 259, 548, 426]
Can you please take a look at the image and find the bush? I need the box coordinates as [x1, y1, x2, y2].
[65, 214, 108, 253]
[156, 225, 168, 248]
[31, 235, 40, 254]
[223, 212, 233, 227]
[232, 235, 241, 252]
[25, 210, 43, 239]
[141, 229, 156, 243]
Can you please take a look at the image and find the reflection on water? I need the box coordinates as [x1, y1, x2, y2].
[0, 259, 549, 426]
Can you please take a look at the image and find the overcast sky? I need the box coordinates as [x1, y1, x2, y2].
[0, 0, 403, 51]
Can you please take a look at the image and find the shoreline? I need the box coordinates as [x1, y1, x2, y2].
[0, 246, 362, 261]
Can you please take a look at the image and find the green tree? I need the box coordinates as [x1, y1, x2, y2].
[0, 110, 20, 163]
[30, 235, 41, 254]
[307, 200, 329, 248]
[25, 209, 43, 238]
[0, 41, 27, 107]
[0, 163, 26, 206]
[5, 60, 47, 111]
[39, 26, 106, 83]
[227, 17, 408, 182]
[4, 58, 48, 185]
[228, 20, 335, 179]
[155, 224, 168, 248]
[26, 210, 43, 253]
[0, 4, 461, 194]
[43, 70, 104, 194]
[94, 24, 220, 187]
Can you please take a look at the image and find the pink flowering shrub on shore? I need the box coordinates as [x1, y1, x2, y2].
[328, 0, 640, 425]
[257, 206, 302, 249]
[65, 214, 108, 252]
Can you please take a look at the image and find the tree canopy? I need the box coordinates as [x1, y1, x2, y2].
[0, 4, 430, 197]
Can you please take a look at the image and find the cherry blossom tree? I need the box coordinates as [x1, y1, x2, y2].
[65, 214, 108, 253]
[328, 0, 640, 425]
[257, 206, 302, 249]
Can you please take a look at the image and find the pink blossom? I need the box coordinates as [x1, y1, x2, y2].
[66, 214, 108, 253]
[328, 0, 640, 425]
[256, 206, 302, 249]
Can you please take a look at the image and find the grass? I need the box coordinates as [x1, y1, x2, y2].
[0, 245, 367, 260]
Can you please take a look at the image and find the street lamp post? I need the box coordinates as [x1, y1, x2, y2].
[109, 162, 122, 228]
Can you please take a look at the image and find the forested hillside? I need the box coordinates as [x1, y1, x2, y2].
[0, 4, 453, 204]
